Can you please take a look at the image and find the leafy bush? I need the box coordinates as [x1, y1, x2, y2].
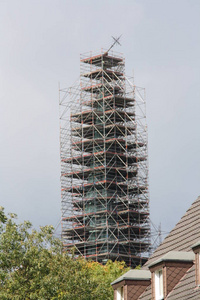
[0, 207, 129, 299]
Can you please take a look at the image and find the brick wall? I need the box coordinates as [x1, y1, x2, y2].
[127, 281, 150, 300]
[165, 262, 193, 296]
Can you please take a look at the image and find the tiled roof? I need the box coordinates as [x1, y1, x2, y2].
[139, 196, 200, 300]
[111, 270, 151, 285]
[148, 251, 194, 268]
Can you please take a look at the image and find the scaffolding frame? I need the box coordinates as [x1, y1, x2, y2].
[59, 49, 150, 267]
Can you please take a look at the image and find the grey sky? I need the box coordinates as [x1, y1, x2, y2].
[0, 0, 199, 238]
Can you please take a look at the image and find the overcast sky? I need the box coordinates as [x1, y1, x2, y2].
[0, 0, 200, 239]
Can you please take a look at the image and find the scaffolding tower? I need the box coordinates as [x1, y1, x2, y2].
[59, 49, 150, 267]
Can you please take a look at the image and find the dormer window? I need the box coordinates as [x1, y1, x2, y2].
[111, 269, 151, 300]
[155, 269, 164, 300]
[148, 251, 194, 300]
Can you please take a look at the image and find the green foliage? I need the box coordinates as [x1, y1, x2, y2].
[0, 207, 7, 223]
[0, 209, 129, 299]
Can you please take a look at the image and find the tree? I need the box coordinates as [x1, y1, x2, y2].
[0, 208, 129, 299]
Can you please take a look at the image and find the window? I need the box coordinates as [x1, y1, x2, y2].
[117, 286, 124, 300]
[155, 269, 164, 300]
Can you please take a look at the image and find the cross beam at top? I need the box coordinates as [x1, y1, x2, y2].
[107, 35, 122, 53]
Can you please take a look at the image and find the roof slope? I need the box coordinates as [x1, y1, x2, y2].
[139, 196, 200, 300]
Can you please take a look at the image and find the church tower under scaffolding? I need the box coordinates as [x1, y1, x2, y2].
[59, 49, 150, 267]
